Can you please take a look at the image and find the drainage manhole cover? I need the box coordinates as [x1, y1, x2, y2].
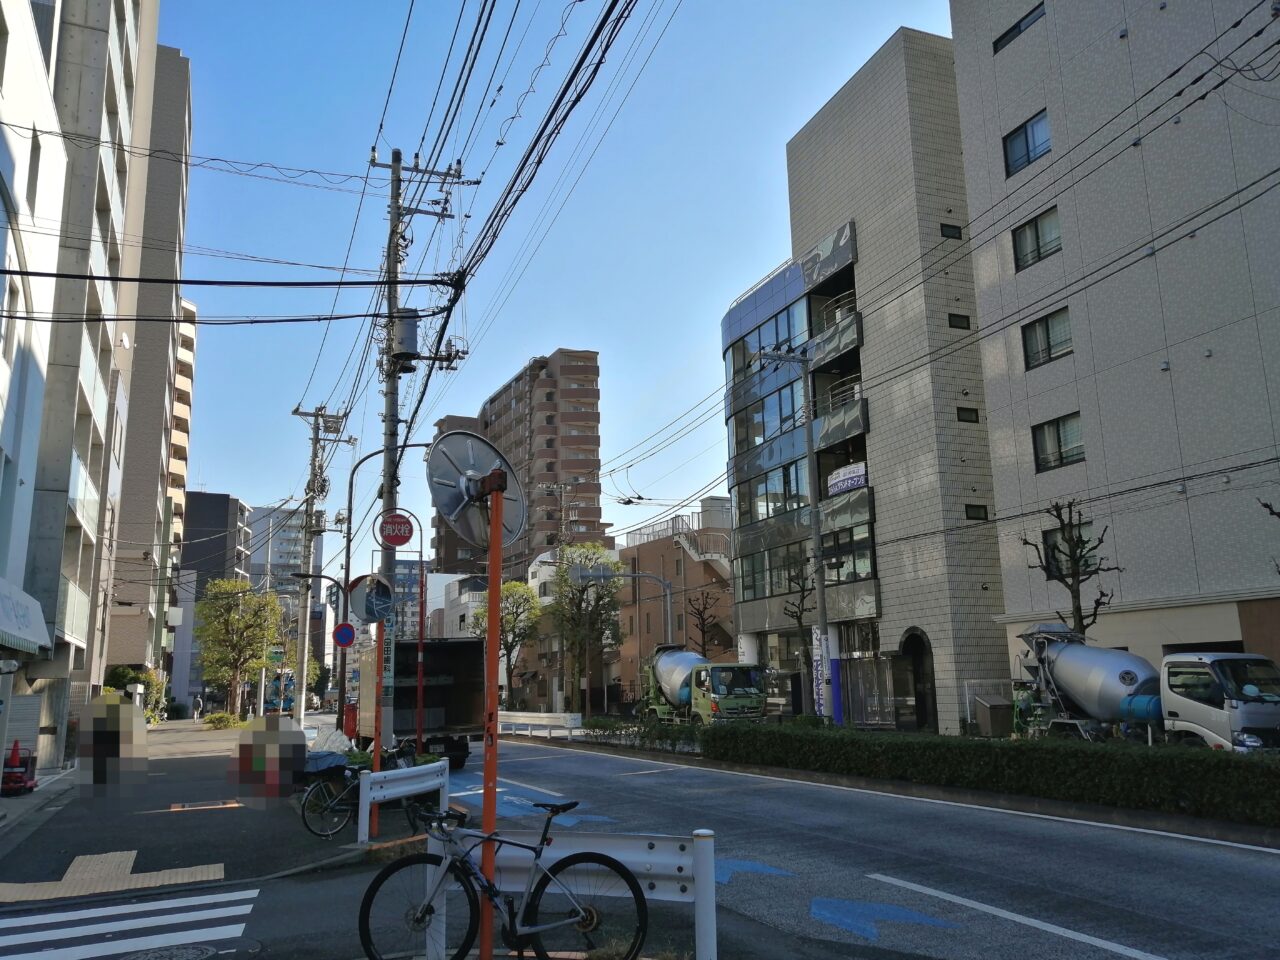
[120, 947, 218, 960]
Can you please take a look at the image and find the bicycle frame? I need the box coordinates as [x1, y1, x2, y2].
[425, 824, 593, 939]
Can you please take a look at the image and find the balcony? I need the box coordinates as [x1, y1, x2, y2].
[57, 576, 91, 646]
[173, 399, 191, 431]
[78, 333, 109, 433]
[534, 424, 556, 436]
[811, 305, 862, 370]
[559, 363, 600, 378]
[560, 458, 600, 472]
[169, 456, 187, 482]
[560, 387, 600, 401]
[178, 342, 194, 370]
[170, 432, 188, 459]
[560, 432, 600, 448]
[561, 411, 599, 424]
[68, 450, 101, 536]
[175, 372, 193, 402]
[534, 400, 557, 413]
[815, 392, 868, 448]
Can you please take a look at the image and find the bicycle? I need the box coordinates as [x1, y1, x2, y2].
[358, 801, 648, 960]
[300, 739, 419, 839]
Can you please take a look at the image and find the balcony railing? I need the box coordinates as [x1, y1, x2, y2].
[817, 375, 862, 418]
[68, 450, 101, 535]
[58, 575, 91, 645]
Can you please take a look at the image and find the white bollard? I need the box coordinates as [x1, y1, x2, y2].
[356, 769, 372, 844]
[425, 833, 447, 960]
[693, 829, 717, 960]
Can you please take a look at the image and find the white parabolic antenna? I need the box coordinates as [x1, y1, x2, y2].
[427, 430, 527, 548]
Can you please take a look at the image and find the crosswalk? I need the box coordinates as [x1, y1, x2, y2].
[0, 888, 258, 960]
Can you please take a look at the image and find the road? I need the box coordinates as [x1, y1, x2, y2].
[0, 736, 1276, 958]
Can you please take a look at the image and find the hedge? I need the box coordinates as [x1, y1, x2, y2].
[699, 724, 1280, 828]
[203, 712, 243, 730]
[582, 717, 699, 753]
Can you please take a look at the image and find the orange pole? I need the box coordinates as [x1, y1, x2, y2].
[371, 618, 384, 838]
[478, 478, 504, 960]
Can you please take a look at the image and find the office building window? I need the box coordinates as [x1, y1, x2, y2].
[1004, 110, 1051, 176]
[1042, 522, 1095, 578]
[940, 223, 963, 239]
[675, 557, 683, 576]
[957, 407, 980, 423]
[948, 313, 971, 330]
[994, 3, 1045, 54]
[1022, 308, 1072, 369]
[1032, 412, 1084, 472]
[821, 525, 875, 585]
[965, 504, 989, 521]
[1013, 207, 1061, 271]
[26, 130, 40, 212]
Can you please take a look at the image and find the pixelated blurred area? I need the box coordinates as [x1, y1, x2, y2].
[231, 714, 306, 807]
[77, 692, 148, 799]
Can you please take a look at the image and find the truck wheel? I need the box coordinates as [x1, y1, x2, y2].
[1177, 733, 1208, 748]
[692, 715, 704, 726]
[448, 754, 467, 772]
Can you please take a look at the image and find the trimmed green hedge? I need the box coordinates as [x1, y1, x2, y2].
[700, 724, 1280, 827]
[582, 716, 699, 753]
[203, 712, 243, 730]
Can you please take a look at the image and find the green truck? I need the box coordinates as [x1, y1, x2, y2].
[642, 644, 767, 724]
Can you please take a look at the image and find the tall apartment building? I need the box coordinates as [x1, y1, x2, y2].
[616, 498, 736, 706]
[108, 45, 193, 674]
[178, 491, 251, 700]
[390, 557, 430, 642]
[0, 0, 70, 762]
[18, 0, 164, 768]
[950, 1, 1280, 668]
[430, 349, 612, 579]
[722, 29, 1007, 733]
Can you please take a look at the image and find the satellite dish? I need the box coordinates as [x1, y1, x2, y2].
[427, 431, 527, 548]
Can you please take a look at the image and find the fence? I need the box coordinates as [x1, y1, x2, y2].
[962, 678, 1014, 728]
[355, 759, 450, 844]
[497, 711, 581, 739]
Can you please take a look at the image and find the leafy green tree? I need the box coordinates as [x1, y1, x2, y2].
[195, 580, 282, 716]
[471, 580, 541, 706]
[550, 544, 623, 716]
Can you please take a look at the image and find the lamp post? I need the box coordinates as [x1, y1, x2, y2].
[336, 443, 432, 729]
[758, 347, 834, 722]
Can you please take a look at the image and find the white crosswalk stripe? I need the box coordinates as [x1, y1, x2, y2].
[0, 888, 258, 960]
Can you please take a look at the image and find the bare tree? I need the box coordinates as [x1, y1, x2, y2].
[1260, 499, 1280, 575]
[685, 589, 723, 658]
[781, 560, 817, 715]
[1023, 500, 1122, 634]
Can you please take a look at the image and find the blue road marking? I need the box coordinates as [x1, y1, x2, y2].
[810, 898, 958, 941]
[714, 858, 795, 884]
[448, 773, 614, 826]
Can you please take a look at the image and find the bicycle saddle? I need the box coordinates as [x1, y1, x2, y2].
[532, 800, 579, 816]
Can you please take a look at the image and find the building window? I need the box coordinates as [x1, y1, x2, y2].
[675, 556, 683, 576]
[965, 504, 989, 521]
[545, 439, 554, 449]
[1032, 412, 1084, 472]
[940, 223, 963, 239]
[994, 2, 1045, 54]
[676, 613, 684, 632]
[821, 525, 875, 585]
[1013, 206, 1061, 271]
[645, 612, 651, 633]
[545, 415, 554, 425]
[1042, 522, 1095, 578]
[1004, 110, 1051, 177]
[948, 313, 971, 330]
[545, 391, 554, 401]
[628, 615, 634, 634]
[26, 129, 40, 212]
[1022, 308, 1072, 369]
[957, 407, 980, 423]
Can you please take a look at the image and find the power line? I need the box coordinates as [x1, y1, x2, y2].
[0, 266, 458, 288]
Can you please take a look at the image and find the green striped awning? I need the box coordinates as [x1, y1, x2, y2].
[0, 578, 53, 655]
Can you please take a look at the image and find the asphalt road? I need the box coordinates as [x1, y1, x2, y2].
[0, 735, 1277, 959]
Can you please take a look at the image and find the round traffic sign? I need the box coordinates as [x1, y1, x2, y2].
[377, 511, 415, 547]
[333, 622, 356, 648]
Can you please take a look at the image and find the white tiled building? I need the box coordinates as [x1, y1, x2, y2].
[951, 0, 1280, 668]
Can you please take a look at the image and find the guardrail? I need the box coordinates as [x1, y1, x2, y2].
[497, 710, 582, 739]
[426, 827, 718, 959]
[355, 759, 449, 844]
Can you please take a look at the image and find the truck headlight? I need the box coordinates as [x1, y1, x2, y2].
[1232, 732, 1264, 749]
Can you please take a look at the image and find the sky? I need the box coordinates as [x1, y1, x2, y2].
[156, 0, 952, 581]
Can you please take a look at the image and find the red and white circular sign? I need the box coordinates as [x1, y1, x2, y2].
[377, 511, 415, 547]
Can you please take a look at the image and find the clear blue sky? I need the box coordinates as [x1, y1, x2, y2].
[157, 0, 951, 579]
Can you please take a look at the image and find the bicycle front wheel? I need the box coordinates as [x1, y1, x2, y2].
[359, 853, 478, 960]
[301, 780, 351, 838]
[527, 851, 648, 960]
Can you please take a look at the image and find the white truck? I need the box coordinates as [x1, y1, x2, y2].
[1016, 623, 1280, 751]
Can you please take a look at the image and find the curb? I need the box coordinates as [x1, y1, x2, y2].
[499, 734, 1280, 851]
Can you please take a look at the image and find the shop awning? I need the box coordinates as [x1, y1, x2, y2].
[0, 577, 52, 655]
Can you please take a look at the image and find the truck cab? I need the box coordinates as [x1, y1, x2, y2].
[1162, 653, 1280, 751]
[690, 664, 766, 723]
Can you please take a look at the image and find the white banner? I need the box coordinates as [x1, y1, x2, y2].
[811, 626, 826, 717]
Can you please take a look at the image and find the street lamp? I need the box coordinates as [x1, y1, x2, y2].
[758, 346, 835, 722]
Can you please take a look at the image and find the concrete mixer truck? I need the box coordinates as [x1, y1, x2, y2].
[1016, 623, 1280, 751]
[641, 644, 767, 725]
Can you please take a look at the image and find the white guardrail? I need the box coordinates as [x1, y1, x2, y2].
[356, 759, 450, 844]
[497, 710, 582, 739]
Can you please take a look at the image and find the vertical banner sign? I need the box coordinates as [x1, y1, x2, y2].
[811, 626, 827, 718]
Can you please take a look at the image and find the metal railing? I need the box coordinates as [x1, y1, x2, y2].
[498, 711, 581, 739]
[355, 759, 450, 844]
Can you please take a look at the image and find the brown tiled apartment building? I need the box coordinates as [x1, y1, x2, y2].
[430, 349, 613, 579]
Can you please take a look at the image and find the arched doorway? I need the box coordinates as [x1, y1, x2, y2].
[899, 630, 938, 733]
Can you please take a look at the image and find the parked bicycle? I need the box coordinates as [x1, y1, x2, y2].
[300, 738, 419, 839]
[359, 800, 648, 960]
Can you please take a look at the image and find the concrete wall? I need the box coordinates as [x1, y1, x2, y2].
[950, 0, 1280, 649]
